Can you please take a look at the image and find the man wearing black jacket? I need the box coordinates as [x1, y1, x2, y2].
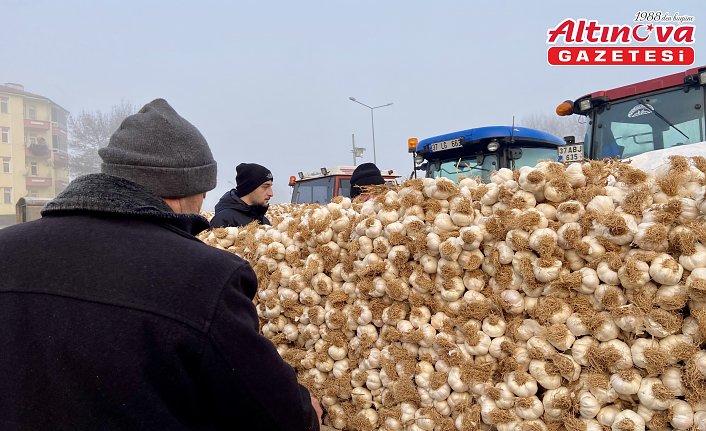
[0, 99, 320, 431]
[211, 163, 273, 228]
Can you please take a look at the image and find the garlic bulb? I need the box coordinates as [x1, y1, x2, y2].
[579, 391, 601, 419]
[694, 411, 706, 431]
[659, 334, 693, 365]
[505, 371, 538, 397]
[482, 315, 506, 338]
[637, 377, 673, 410]
[593, 312, 621, 341]
[680, 243, 706, 271]
[500, 290, 525, 314]
[578, 267, 600, 294]
[565, 162, 587, 187]
[587, 195, 615, 213]
[514, 395, 543, 420]
[661, 367, 685, 396]
[597, 404, 622, 427]
[542, 386, 571, 420]
[601, 339, 633, 371]
[597, 262, 621, 286]
[649, 253, 684, 285]
[630, 338, 660, 370]
[566, 313, 591, 337]
[519, 168, 546, 193]
[529, 360, 561, 390]
[579, 236, 607, 262]
[618, 259, 651, 289]
[671, 399, 695, 430]
[655, 283, 688, 310]
[633, 221, 670, 251]
[611, 409, 645, 431]
[610, 369, 642, 395]
[544, 324, 575, 351]
[572, 336, 599, 366]
[556, 201, 585, 223]
[492, 382, 516, 409]
[528, 228, 558, 254]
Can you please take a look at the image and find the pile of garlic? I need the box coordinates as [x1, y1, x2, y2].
[200, 156, 706, 431]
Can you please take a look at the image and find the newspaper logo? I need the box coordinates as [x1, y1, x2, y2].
[547, 13, 696, 66]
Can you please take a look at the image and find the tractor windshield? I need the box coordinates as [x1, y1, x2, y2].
[508, 147, 561, 170]
[427, 146, 558, 182]
[591, 86, 706, 159]
[428, 154, 499, 182]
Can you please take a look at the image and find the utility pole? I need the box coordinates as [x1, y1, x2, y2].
[351, 133, 365, 166]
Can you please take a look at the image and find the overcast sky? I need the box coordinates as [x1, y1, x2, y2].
[2, 0, 704, 209]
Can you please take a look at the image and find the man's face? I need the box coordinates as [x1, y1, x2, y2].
[249, 180, 273, 206]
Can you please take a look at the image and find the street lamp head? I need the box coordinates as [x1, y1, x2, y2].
[348, 97, 392, 165]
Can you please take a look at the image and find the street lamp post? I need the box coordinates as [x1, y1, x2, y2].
[349, 97, 393, 165]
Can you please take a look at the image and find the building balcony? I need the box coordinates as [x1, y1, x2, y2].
[26, 143, 51, 159]
[53, 150, 69, 167]
[26, 176, 53, 188]
[55, 178, 69, 191]
[51, 122, 67, 135]
[24, 119, 51, 130]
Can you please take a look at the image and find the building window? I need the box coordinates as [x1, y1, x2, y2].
[1, 127, 8, 144]
[30, 161, 38, 176]
[3, 188, 11, 204]
[2, 158, 10, 173]
[27, 105, 36, 120]
[0, 97, 8, 113]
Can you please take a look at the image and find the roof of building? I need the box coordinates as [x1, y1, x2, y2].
[0, 84, 70, 114]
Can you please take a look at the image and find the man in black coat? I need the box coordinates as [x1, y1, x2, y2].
[210, 163, 273, 228]
[0, 99, 321, 431]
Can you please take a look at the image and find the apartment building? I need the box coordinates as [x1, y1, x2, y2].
[0, 83, 69, 227]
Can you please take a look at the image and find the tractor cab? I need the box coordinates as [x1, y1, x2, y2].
[409, 126, 570, 182]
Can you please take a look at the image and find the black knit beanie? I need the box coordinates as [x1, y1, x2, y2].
[349, 162, 384, 199]
[98, 99, 217, 197]
[235, 163, 273, 197]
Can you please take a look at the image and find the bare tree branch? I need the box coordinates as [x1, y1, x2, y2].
[68, 100, 136, 179]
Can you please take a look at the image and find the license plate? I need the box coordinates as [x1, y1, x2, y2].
[557, 144, 584, 162]
[430, 138, 463, 152]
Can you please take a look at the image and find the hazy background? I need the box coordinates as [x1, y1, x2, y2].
[2, 0, 703, 209]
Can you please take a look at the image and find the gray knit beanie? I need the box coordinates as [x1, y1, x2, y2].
[98, 98, 217, 197]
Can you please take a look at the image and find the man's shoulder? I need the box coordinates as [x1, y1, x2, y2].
[0, 220, 35, 236]
[0, 216, 64, 243]
[210, 207, 252, 228]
